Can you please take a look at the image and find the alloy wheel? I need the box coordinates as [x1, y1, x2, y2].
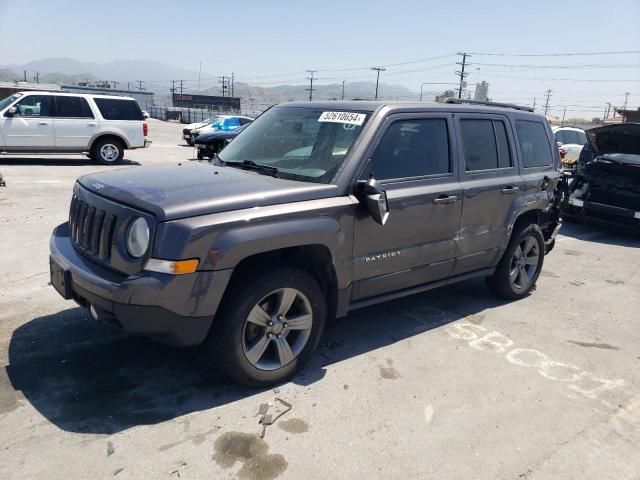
[100, 143, 119, 162]
[241, 288, 313, 371]
[509, 234, 540, 291]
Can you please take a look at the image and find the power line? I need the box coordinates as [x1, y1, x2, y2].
[469, 50, 640, 57]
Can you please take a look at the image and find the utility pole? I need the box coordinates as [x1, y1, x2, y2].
[543, 89, 552, 116]
[179, 80, 184, 97]
[532, 97, 536, 110]
[127, 82, 131, 90]
[197, 61, 202, 96]
[170, 80, 176, 97]
[136, 80, 144, 91]
[456, 52, 470, 99]
[623, 92, 630, 110]
[231, 72, 235, 97]
[370, 67, 385, 100]
[23, 70, 27, 82]
[561, 107, 566, 126]
[219, 76, 229, 97]
[35, 72, 39, 83]
[306, 70, 317, 101]
[605, 102, 612, 120]
[341, 80, 345, 100]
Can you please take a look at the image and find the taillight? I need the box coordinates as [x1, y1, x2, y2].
[559, 147, 567, 159]
[143, 122, 148, 137]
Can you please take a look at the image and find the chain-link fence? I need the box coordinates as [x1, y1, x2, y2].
[148, 106, 252, 123]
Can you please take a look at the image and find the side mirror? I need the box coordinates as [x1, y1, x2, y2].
[358, 178, 390, 226]
[556, 141, 563, 147]
[5, 106, 17, 117]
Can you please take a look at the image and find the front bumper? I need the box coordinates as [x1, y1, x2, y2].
[49, 222, 233, 346]
[566, 198, 640, 227]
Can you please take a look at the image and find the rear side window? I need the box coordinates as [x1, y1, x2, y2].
[460, 119, 512, 171]
[55, 96, 94, 118]
[516, 121, 553, 168]
[239, 117, 252, 126]
[369, 118, 450, 180]
[93, 98, 143, 120]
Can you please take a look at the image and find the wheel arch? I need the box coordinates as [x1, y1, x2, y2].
[222, 244, 340, 321]
[89, 132, 130, 150]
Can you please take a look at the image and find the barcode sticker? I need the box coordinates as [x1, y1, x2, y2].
[318, 111, 366, 126]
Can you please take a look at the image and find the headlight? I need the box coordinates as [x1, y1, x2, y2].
[126, 217, 149, 258]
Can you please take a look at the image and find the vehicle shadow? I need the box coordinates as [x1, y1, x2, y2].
[5, 278, 505, 434]
[0, 157, 140, 166]
[559, 219, 640, 248]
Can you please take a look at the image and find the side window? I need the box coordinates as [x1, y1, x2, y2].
[516, 121, 553, 168]
[554, 131, 565, 144]
[461, 119, 498, 171]
[565, 131, 579, 145]
[369, 118, 450, 180]
[238, 117, 252, 126]
[93, 98, 143, 120]
[13, 95, 52, 117]
[55, 96, 94, 118]
[576, 131, 587, 145]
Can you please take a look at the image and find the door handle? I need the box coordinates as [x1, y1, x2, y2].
[433, 195, 458, 205]
[38, 121, 48, 126]
[87, 122, 97, 127]
[501, 186, 520, 194]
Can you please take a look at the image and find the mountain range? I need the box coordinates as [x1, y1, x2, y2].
[0, 57, 421, 104]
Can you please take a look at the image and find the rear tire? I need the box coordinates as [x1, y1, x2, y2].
[206, 267, 327, 387]
[486, 223, 545, 300]
[91, 137, 124, 165]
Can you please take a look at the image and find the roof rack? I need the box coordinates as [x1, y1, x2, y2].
[445, 98, 534, 112]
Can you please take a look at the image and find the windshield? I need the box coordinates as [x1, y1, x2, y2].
[0, 93, 22, 112]
[219, 107, 369, 183]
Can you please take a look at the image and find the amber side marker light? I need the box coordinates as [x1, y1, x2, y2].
[145, 258, 199, 275]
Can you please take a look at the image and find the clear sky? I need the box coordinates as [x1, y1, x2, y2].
[1, 0, 639, 119]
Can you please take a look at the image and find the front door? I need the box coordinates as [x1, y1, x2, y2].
[352, 114, 462, 300]
[1, 94, 55, 149]
[53, 95, 98, 149]
[452, 114, 523, 274]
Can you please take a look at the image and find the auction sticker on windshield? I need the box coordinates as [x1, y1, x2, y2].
[318, 111, 366, 126]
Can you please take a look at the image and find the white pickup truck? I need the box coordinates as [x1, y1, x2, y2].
[0, 91, 150, 164]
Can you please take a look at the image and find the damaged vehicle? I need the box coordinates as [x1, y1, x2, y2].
[50, 99, 562, 386]
[562, 123, 640, 228]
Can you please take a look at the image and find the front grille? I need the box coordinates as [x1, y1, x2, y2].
[69, 194, 116, 260]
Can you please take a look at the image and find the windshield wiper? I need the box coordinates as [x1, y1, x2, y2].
[226, 160, 279, 177]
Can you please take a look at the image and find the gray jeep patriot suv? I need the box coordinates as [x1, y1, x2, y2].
[50, 99, 562, 386]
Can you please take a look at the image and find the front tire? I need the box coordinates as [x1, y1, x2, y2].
[486, 223, 545, 300]
[91, 138, 124, 165]
[207, 267, 327, 387]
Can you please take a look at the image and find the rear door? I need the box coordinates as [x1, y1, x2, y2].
[452, 114, 522, 275]
[1, 94, 55, 149]
[515, 119, 557, 207]
[352, 113, 463, 300]
[53, 96, 97, 149]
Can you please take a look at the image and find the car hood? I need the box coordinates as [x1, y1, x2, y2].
[77, 162, 338, 221]
[185, 122, 207, 130]
[586, 123, 640, 157]
[194, 130, 237, 144]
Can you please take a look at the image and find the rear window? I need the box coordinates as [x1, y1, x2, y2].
[516, 121, 553, 168]
[93, 98, 143, 120]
